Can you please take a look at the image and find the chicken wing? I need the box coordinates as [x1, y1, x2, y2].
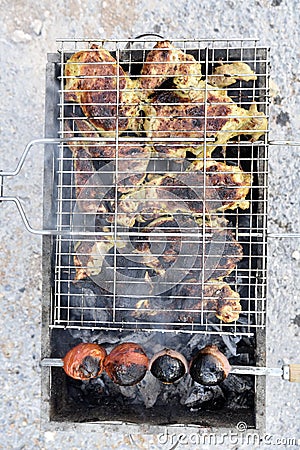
[73, 237, 114, 281]
[207, 62, 257, 88]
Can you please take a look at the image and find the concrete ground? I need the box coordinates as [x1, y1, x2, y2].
[0, 0, 299, 448]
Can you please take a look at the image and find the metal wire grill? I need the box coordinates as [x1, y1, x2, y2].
[50, 38, 269, 336]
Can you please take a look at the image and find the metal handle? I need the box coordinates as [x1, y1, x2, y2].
[0, 137, 110, 236]
[41, 358, 64, 367]
[231, 364, 300, 382]
[123, 34, 166, 52]
[133, 33, 165, 40]
[1, 138, 61, 235]
[268, 140, 300, 146]
[0, 136, 215, 236]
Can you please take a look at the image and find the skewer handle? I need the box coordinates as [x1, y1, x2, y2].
[289, 364, 300, 383]
[230, 364, 300, 382]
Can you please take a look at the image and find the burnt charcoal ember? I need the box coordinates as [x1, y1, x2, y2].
[106, 246, 148, 281]
[221, 374, 254, 409]
[222, 374, 253, 394]
[64, 281, 112, 329]
[119, 384, 138, 400]
[81, 377, 108, 397]
[221, 334, 242, 357]
[186, 334, 220, 353]
[156, 374, 190, 405]
[68, 328, 106, 342]
[138, 371, 162, 408]
[67, 376, 111, 407]
[60, 329, 255, 411]
[182, 383, 225, 410]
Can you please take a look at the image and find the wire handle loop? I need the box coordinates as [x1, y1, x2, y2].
[1, 138, 300, 237]
[269, 140, 300, 146]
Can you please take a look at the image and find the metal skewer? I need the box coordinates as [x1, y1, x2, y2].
[41, 358, 300, 382]
[41, 358, 64, 367]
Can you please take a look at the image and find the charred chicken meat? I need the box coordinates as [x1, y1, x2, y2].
[132, 278, 241, 324]
[142, 85, 267, 157]
[138, 40, 202, 96]
[64, 45, 141, 135]
[63, 40, 267, 323]
[114, 160, 251, 227]
[133, 216, 243, 279]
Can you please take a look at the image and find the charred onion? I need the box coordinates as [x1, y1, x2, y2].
[149, 349, 188, 384]
[104, 342, 149, 386]
[63, 343, 107, 380]
[189, 345, 231, 386]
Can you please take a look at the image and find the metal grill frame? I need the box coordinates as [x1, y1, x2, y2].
[40, 36, 268, 434]
[46, 38, 269, 337]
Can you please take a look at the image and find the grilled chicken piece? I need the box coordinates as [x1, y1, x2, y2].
[150, 143, 193, 160]
[134, 216, 243, 279]
[179, 278, 242, 323]
[64, 122, 108, 214]
[207, 62, 257, 88]
[139, 40, 202, 96]
[114, 160, 251, 227]
[64, 45, 141, 135]
[72, 147, 100, 212]
[132, 279, 241, 323]
[73, 237, 114, 281]
[187, 159, 252, 211]
[73, 229, 128, 281]
[67, 119, 151, 194]
[142, 84, 267, 157]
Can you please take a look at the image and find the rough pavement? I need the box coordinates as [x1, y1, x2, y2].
[0, 0, 299, 448]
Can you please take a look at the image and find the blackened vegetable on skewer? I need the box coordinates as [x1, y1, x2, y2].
[63, 343, 107, 380]
[189, 345, 231, 386]
[104, 342, 149, 386]
[149, 349, 188, 384]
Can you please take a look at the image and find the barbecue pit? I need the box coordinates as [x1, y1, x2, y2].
[2, 36, 298, 434]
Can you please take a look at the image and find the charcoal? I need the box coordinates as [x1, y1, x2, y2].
[59, 328, 255, 411]
[183, 383, 225, 410]
[222, 334, 241, 357]
[138, 372, 161, 408]
[119, 385, 138, 399]
[186, 333, 213, 352]
[67, 376, 110, 407]
[222, 374, 253, 393]
[66, 284, 111, 329]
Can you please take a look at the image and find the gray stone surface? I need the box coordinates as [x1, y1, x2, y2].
[0, 0, 299, 448]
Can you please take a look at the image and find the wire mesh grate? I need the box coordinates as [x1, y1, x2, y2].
[50, 38, 269, 336]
